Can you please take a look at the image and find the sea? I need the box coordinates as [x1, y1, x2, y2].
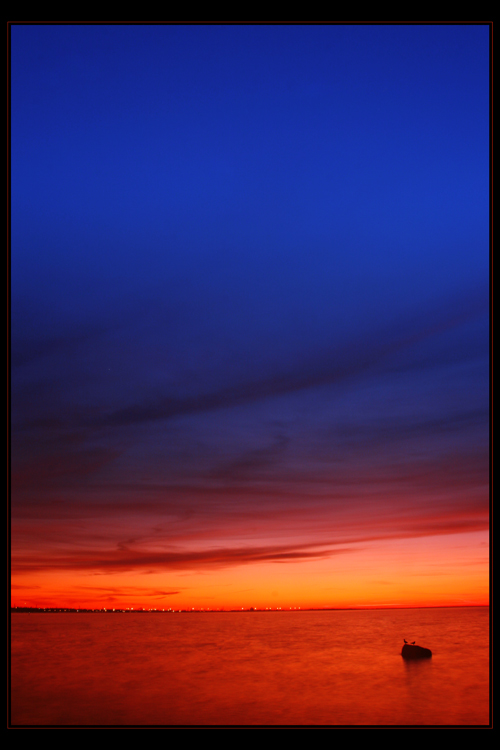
[10, 606, 490, 726]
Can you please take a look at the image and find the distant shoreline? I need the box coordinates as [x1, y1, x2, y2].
[10, 604, 489, 614]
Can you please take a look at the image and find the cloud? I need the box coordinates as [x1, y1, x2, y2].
[13, 540, 354, 574]
[99, 289, 488, 428]
[72, 584, 182, 598]
[12, 505, 488, 576]
[328, 408, 489, 447]
[11, 444, 123, 491]
[210, 434, 290, 479]
[11, 583, 41, 589]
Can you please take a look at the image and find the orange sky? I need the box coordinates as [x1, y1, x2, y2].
[12, 521, 488, 611]
[10, 24, 490, 615]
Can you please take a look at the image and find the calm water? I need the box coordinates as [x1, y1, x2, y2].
[10, 607, 489, 725]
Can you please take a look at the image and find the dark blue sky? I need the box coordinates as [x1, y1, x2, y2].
[10, 25, 490, 608]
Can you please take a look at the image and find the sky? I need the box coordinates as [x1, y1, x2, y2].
[10, 24, 490, 610]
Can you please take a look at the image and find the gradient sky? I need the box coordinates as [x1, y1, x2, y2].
[10, 24, 490, 610]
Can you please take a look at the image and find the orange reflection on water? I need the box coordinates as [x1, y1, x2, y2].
[11, 607, 489, 725]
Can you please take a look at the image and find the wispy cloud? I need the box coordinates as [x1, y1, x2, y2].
[100, 291, 487, 428]
[12, 505, 489, 576]
[13, 540, 353, 574]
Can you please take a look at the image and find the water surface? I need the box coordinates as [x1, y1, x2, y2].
[10, 607, 489, 725]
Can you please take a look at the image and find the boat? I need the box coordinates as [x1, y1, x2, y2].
[401, 643, 432, 659]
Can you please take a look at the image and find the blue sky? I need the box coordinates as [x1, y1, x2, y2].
[10, 24, 490, 609]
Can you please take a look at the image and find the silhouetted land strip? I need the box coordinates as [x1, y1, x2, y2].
[11, 605, 487, 614]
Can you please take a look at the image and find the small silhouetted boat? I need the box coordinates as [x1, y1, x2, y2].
[401, 643, 432, 659]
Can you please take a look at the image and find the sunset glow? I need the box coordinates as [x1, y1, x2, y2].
[10, 25, 489, 615]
